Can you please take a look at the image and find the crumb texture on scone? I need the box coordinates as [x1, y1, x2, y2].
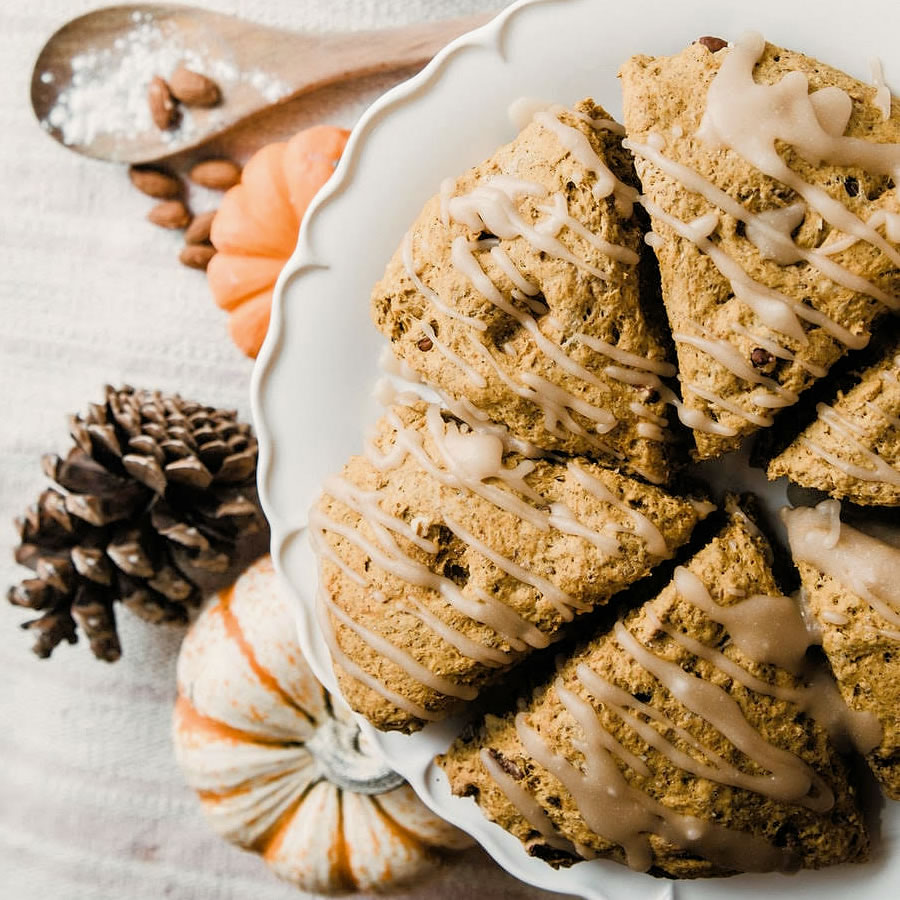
[784, 500, 900, 799]
[309, 401, 706, 733]
[371, 99, 677, 485]
[769, 338, 900, 505]
[620, 34, 900, 460]
[439, 512, 869, 878]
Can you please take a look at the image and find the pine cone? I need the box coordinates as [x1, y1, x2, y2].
[8, 386, 268, 661]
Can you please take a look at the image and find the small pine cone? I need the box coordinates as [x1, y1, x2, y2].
[7, 386, 269, 661]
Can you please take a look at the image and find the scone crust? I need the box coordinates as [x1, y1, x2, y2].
[621, 41, 900, 459]
[371, 100, 674, 484]
[440, 515, 869, 877]
[768, 339, 900, 505]
[796, 559, 900, 799]
[314, 403, 703, 732]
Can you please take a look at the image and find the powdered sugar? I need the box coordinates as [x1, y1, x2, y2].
[42, 10, 290, 149]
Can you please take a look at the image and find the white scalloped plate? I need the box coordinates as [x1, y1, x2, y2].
[252, 1, 900, 896]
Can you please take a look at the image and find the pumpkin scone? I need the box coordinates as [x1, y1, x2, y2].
[768, 337, 900, 505]
[784, 500, 900, 799]
[440, 510, 873, 878]
[371, 100, 678, 485]
[620, 34, 900, 460]
[309, 401, 709, 733]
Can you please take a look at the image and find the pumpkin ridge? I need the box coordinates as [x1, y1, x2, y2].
[219, 585, 318, 726]
[174, 694, 290, 747]
[255, 778, 322, 855]
[368, 794, 434, 855]
[332, 788, 358, 892]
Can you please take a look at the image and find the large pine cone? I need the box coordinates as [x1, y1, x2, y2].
[8, 386, 268, 661]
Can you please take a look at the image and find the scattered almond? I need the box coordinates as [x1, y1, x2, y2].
[189, 159, 242, 190]
[169, 65, 221, 108]
[179, 244, 216, 270]
[184, 210, 217, 245]
[128, 165, 182, 199]
[148, 75, 179, 130]
[148, 200, 191, 230]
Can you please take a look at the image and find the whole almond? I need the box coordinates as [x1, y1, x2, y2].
[169, 65, 221, 107]
[189, 159, 242, 190]
[148, 200, 191, 230]
[179, 244, 216, 270]
[128, 165, 182, 199]
[184, 210, 217, 245]
[148, 75, 179, 130]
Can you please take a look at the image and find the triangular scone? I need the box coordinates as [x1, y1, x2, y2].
[769, 338, 900, 505]
[371, 100, 676, 485]
[621, 35, 900, 460]
[440, 511, 869, 878]
[309, 402, 707, 733]
[784, 501, 900, 798]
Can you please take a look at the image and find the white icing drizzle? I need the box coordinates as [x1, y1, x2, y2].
[730, 321, 828, 378]
[870, 58, 892, 123]
[626, 138, 898, 328]
[402, 230, 487, 330]
[535, 192, 640, 265]
[575, 332, 676, 377]
[567, 462, 669, 557]
[314, 404, 691, 717]
[613, 621, 827, 808]
[320, 588, 477, 700]
[464, 334, 619, 455]
[314, 586, 440, 722]
[480, 748, 579, 855]
[533, 110, 637, 215]
[452, 236, 615, 392]
[403, 596, 512, 668]
[439, 177, 454, 227]
[488, 245, 541, 296]
[515, 690, 791, 873]
[674, 328, 799, 406]
[415, 318, 487, 388]
[785, 501, 900, 630]
[684, 380, 774, 427]
[672, 567, 811, 673]
[802, 402, 900, 486]
[698, 33, 900, 273]
[645, 607, 881, 758]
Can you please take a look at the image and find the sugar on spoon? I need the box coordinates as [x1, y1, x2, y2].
[31, 4, 494, 164]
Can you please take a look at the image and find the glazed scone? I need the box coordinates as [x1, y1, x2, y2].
[440, 511, 870, 878]
[310, 401, 707, 733]
[621, 34, 900, 460]
[768, 338, 900, 505]
[371, 100, 677, 485]
[784, 501, 900, 798]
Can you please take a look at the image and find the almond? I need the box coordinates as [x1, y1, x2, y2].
[169, 65, 221, 107]
[184, 210, 216, 245]
[148, 75, 179, 130]
[148, 200, 191, 230]
[179, 244, 216, 270]
[128, 165, 182, 199]
[189, 159, 242, 190]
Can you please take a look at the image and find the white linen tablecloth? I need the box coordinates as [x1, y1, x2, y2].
[0, 2, 565, 896]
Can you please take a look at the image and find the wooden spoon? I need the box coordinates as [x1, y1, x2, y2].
[31, 4, 494, 164]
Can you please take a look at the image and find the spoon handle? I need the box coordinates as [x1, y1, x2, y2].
[230, 13, 496, 102]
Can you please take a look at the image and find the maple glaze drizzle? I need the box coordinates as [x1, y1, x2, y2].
[395, 106, 699, 456]
[480, 536, 884, 870]
[798, 356, 900, 485]
[784, 500, 900, 632]
[312, 403, 685, 719]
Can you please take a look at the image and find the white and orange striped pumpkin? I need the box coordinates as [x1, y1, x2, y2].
[173, 556, 471, 893]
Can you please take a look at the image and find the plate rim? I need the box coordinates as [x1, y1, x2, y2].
[250, 1, 900, 897]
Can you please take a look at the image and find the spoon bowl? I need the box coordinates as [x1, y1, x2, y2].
[32, 4, 492, 164]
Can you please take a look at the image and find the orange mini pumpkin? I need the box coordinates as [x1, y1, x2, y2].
[208, 125, 350, 358]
